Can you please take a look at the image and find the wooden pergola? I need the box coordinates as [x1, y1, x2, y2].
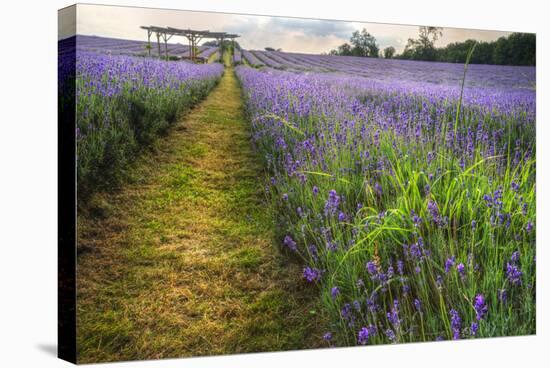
[140, 26, 240, 61]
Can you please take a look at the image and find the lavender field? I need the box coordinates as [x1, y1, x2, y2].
[235, 51, 536, 345]
[70, 35, 218, 59]
[64, 30, 535, 360]
[59, 38, 224, 194]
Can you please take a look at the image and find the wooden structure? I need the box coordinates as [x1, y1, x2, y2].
[140, 26, 239, 61]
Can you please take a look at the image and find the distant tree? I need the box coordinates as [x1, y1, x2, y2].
[402, 26, 443, 61]
[330, 43, 352, 56]
[431, 32, 534, 66]
[472, 41, 494, 64]
[383, 46, 396, 59]
[265, 47, 276, 51]
[327, 27, 534, 66]
[437, 39, 477, 63]
[419, 26, 443, 49]
[494, 33, 535, 65]
[350, 28, 379, 57]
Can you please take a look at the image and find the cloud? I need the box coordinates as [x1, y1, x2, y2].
[69, 4, 512, 55]
[266, 17, 356, 38]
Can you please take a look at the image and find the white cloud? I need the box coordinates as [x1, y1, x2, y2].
[67, 4, 513, 54]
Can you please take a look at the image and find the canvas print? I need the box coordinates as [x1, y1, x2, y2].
[58, 3, 536, 364]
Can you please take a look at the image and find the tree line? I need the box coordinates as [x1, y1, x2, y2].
[328, 27, 535, 66]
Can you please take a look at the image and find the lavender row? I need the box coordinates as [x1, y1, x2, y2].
[72, 51, 223, 195]
[235, 64, 535, 347]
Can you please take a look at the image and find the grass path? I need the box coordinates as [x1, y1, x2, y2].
[76, 66, 326, 363]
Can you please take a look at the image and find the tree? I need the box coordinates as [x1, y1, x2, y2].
[418, 26, 443, 49]
[383, 46, 396, 59]
[350, 28, 379, 57]
[431, 32, 534, 66]
[496, 33, 535, 65]
[402, 26, 443, 61]
[331, 43, 353, 56]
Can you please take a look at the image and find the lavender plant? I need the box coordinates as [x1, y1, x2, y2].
[236, 54, 535, 346]
[70, 51, 223, 195]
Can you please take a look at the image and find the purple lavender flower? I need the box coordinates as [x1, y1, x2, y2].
[366, 293, 379, 313]
[338, 211, 347, 222]
[341, 303, 355, 327]
[445, 256, 456, 273]
[482, 194, 493, 207]
[471, 322, 479, 336]
[411, 210, 422, 227]
[312, 186, 319, 196]
[374, 182, 383, 197]
[282, 193, 289, 201]
[457, 263, 465, 278]
[526, 222, 533, 232]
[283, 235, 297, 251]
[385, 329, 396, 342]
[358, 327, 370, 345]
[387, 299, 400, 328]
[450, 309, 462, 340]
[387, 265, 395, 279]
[511, 251, 520, 263]
[324, 189, 340, 216]
[397, 260, 404, 275]
[366, 261, 378, 276]
[427, 200, 441, 225]
[326, 240, 338, 252]
[323, 332, 333, 342]
[331, 286, 340, 300]
[498, 289, 508, 304]
[473, 294, 488, 320]
[303, 267, 321, 282]
[506, 263, 523, 285]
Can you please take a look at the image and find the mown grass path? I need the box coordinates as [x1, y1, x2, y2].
[77, 66, 325, 363]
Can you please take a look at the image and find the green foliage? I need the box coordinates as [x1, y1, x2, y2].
[330, 28, 379, 57]
[77, 77, 219, 198]
[400, 26, 443, 61]
[383, 46, 396, 59]
[399, 31, 535, 66]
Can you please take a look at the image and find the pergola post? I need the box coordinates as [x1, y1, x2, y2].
[161, 32, 172, 60]
[147, 30, 152, 56]
[156, 32, 161, 58]
[164, 32, 168, 59]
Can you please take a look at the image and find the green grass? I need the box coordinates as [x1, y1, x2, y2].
[76, 63, 326, 363]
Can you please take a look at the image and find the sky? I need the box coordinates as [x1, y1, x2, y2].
[59, 4, 513, 54]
